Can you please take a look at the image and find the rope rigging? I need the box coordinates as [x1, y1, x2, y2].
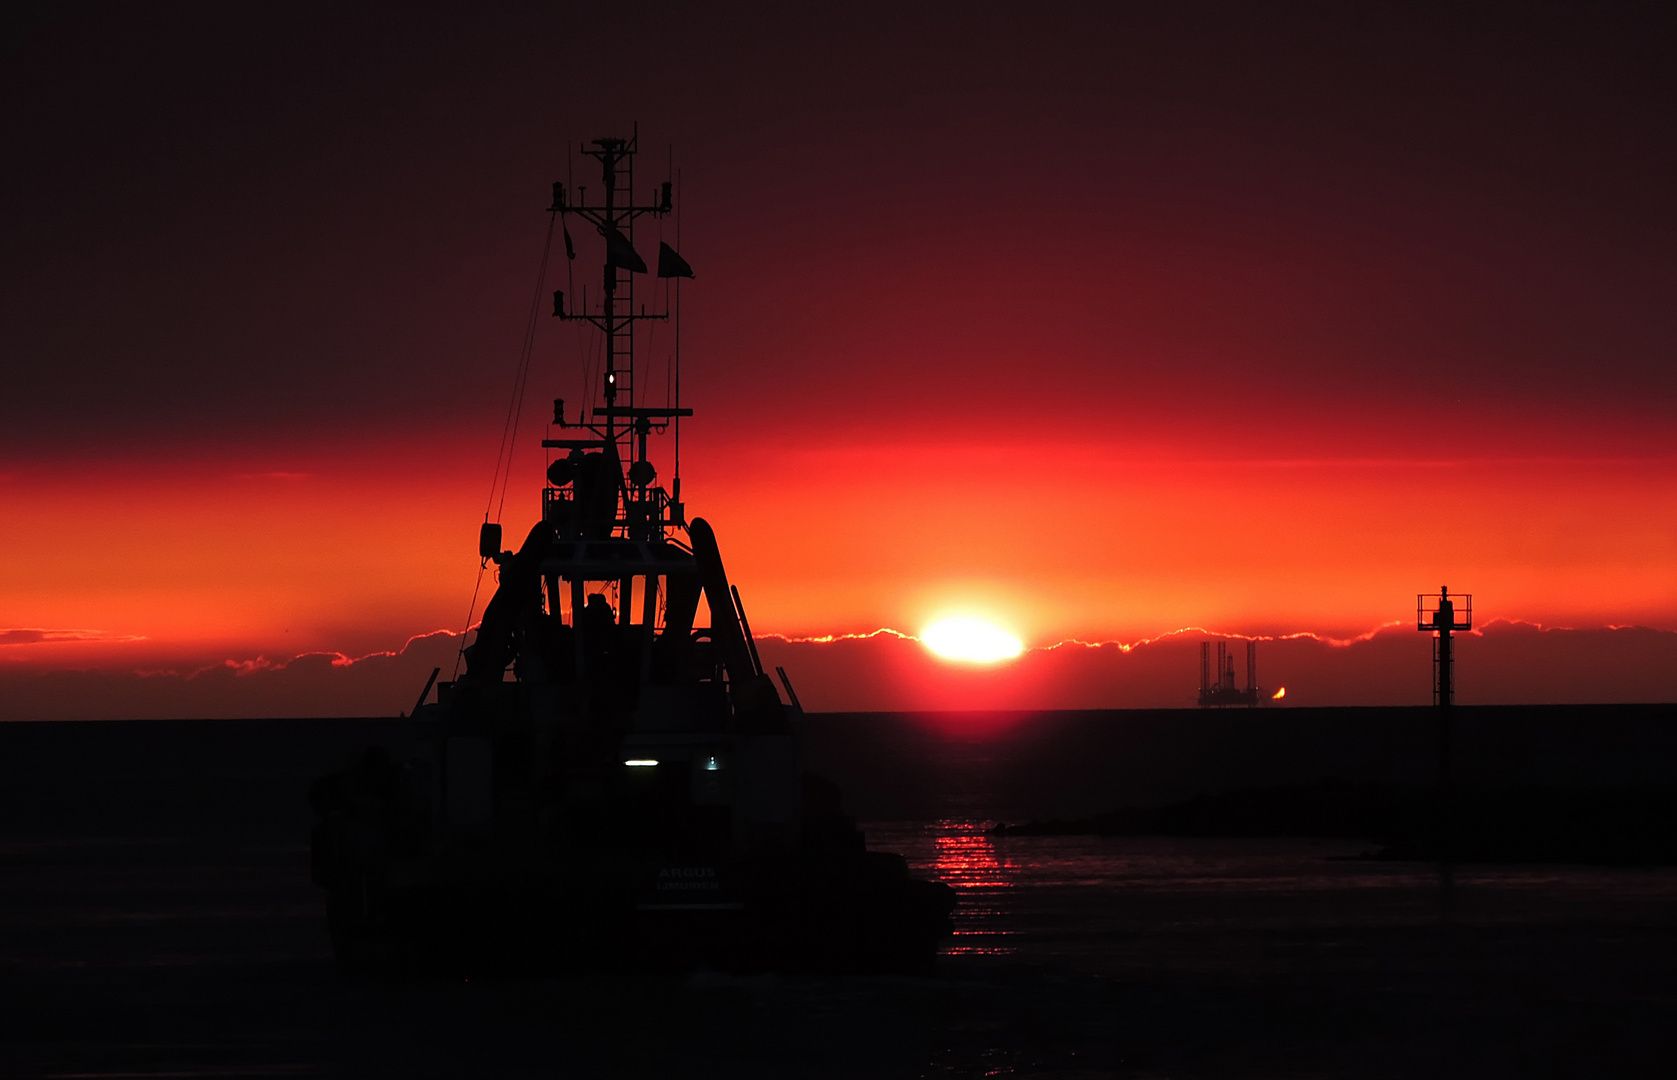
[489, 212, 558, 524]
[453, 209, 558, 677]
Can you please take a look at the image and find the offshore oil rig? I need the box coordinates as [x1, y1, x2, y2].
[1198, 639, 1263, 707]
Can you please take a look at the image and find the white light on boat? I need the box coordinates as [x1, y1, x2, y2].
[623, 759, 659, 767]
[703, 755, 720, 771]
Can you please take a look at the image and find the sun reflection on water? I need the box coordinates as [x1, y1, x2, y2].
[928, 820, 1018, 955]
[931, 821, 1012, 887]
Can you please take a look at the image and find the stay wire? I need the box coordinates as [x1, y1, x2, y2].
[452, 563, 486, 680]
[454, 212, 557, 678]
[674, 168, 682, 487]
[493, 212, 558, 524]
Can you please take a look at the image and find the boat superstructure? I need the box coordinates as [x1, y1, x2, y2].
[308, 130, 955, 973]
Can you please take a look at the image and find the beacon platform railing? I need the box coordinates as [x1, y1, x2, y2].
[1416, 592, 1472, 632]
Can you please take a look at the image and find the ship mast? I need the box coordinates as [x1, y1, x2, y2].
[547, 127, 690, 540]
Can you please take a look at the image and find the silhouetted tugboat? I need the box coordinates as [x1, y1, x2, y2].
[308, 130, 955, 973]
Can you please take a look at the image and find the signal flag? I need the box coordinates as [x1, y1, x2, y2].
[603, 226, 647, 273]
[657, 242, 695, 279]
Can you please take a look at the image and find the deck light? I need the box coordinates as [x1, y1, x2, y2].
[623, 759, 659, 767]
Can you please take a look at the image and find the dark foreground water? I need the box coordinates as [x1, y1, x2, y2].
[2, 713, 1675, 1077]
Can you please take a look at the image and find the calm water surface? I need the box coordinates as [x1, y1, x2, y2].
[5, 719, 1677, 1077]
[866, 819, 1677, 973]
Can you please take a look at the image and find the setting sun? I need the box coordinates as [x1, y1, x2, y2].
[921, 617, 1025, 664]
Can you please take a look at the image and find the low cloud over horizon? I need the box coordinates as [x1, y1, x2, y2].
[4, 621, 1676, 722]
[0, 628, 149, 646]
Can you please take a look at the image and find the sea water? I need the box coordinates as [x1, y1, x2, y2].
[4, 717, 1677, 1076]
[864, 818, 1677, 972]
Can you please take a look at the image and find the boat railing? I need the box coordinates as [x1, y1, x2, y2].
[542, 483, 686, 536]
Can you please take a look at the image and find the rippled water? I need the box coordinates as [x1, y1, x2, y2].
[865, 818, 1677, 971]
[5, 719, 1677, 1077]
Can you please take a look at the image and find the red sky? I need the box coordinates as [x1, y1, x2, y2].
[2, 3, 1674, 717]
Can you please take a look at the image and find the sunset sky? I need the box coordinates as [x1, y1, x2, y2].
[3, 3, 1674, 717]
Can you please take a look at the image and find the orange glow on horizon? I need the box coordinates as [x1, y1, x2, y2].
[4, 438, 1676, 682]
